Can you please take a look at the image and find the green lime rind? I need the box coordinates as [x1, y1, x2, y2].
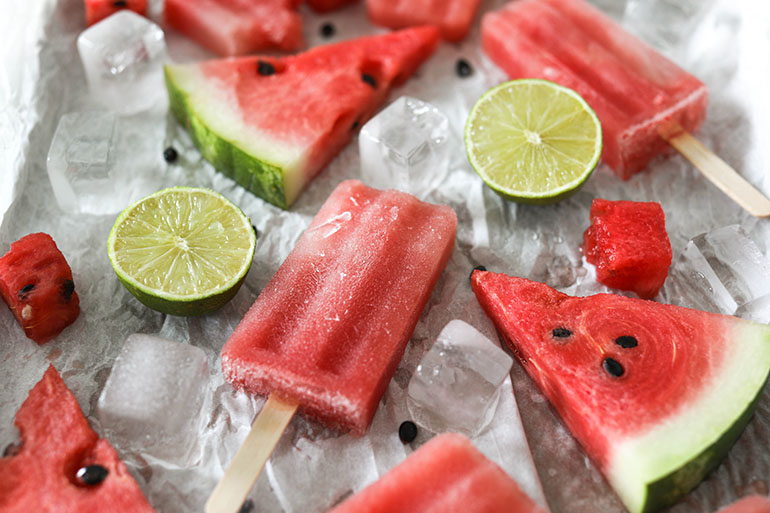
[107, 187, 257, 317]
[165, 66, 290, 210]
[465, 78, 602, 206]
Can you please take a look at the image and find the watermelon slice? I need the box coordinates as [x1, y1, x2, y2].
[717, 496, 770, 513]
[307, 0, 358, 12]
[583, 199, 672, 299]
[85, 0, 147, 26]
[366, 0, 483, 41]
[0, 233, 80, 344]
[165, 26, 439, 208]
[470, 270, 770, 513]
[0, 366, 156, 512]
[164, 0, 303, 56]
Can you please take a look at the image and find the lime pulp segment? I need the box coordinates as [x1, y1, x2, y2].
[108, 187, 256, 315]
[465, 79, 602, 204]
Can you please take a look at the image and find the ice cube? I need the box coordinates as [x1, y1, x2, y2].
[46, 111, 167, 215]
[660, 225, 770, 314]
[359, 97, 450, 198]
[265, 424, 379, 513]
[735, 294, 770, 324]
[77, 11, 167, 114]
[406, 320, 514, 437]
[623, 0, 716, 58]
[97, 334, 210, 467]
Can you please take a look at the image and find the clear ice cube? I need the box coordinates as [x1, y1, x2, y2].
[660, 225, 770, 314]
[359, 96, 450, 198]
[97, 334, 210, 467]
[46, 111, 167, 215]
[406, 320, 514, 437]
[623, 0, 716, 57]
[77, 11, 167, 114]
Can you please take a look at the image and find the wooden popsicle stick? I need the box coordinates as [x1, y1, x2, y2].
[206, 393, 299, 513]
[662, 128, 770, 218]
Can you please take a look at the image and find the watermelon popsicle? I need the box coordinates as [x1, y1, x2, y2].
[482, 0, 770, 217]
[207, 180, 457, 513]
[327, 433, 547, 513]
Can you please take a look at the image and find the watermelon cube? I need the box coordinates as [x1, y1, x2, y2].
[0, 366, 156, 512]
[583, 199, 672, 299]
[0, 233, 80, 344]
[366, 0, 483, 41]
[307, 0, 358, 12]
[85, 0, 147, 26]
[164, 0, 303, 56]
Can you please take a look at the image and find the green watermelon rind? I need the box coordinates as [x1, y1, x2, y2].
[608, 321, 770, 513]
[165, 65, 296, 210]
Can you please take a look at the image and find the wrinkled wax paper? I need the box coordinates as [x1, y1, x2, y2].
[1, 1, 770, 513]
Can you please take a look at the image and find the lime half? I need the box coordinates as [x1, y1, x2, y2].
[465, 78, 602, 204]
[108, 187, 256, 316]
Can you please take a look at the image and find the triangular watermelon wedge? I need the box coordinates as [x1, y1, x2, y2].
[165, 26, 440, 209]
[470, 270, 770, 513]
[0, 366, 156, 512]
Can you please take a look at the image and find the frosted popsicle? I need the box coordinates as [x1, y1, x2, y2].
[222, 179, 457, 435]
[327, 432, 546, 513]
[482, 0, 708, 179]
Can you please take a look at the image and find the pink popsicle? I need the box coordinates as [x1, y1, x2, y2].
[221, 180, 457, 435]
[482, 0, 708, 179]
[327, 432, 546, 513]
[716, 496, 770, 513]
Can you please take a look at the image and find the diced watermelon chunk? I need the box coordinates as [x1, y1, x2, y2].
[0, 366, 156, 512]
[366, 0, 483, 41]
[583, 199, 671, 299]
[164, 0, 303, 56]
[307, 0, 358, 12]
[165, 26, 440, 208]
[0, 233, 80, 344]
[85, 0, 147, 26]
[716, 496, 770, 513]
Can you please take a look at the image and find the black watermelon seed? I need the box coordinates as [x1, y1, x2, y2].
[455, 58, 473, 78]
[76, 464, 109, 485]
[257, 60, 276, 76]
[350, 120, 359, 131]
[615, 335, 638, 349]
[320, 22, 336, 38]
[361, 73, 377, 89]
[398, 421, 418, 443]
[163, 147, 178, 163]
[603, 357, 624, 377]
[18, 284, 34, 300]
[552, 327, 572, 338]
[113, 0, 127, 6]
[61, 280, 75, 302]
[3, 440, 23, 457]
[238, 499, 255, 513]
[469, 265, 487, 282]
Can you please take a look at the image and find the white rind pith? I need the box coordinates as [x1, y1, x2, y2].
[606, 320, 770, 513]
[169, 65, 308, 205]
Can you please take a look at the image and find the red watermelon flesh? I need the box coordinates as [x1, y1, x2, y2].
[0, 233, 80, 344]
[470, 270, 770, 513]
[164, 26, 440, 208]
[716, 496, 770, 513]
[307, 0, 358, 12]
[583, 199, 672, 299]
[0, 366, 156, 512]
[366, 0, 483, 41]
[164, 0, 303, 56]
[85, 0, 147, 26]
